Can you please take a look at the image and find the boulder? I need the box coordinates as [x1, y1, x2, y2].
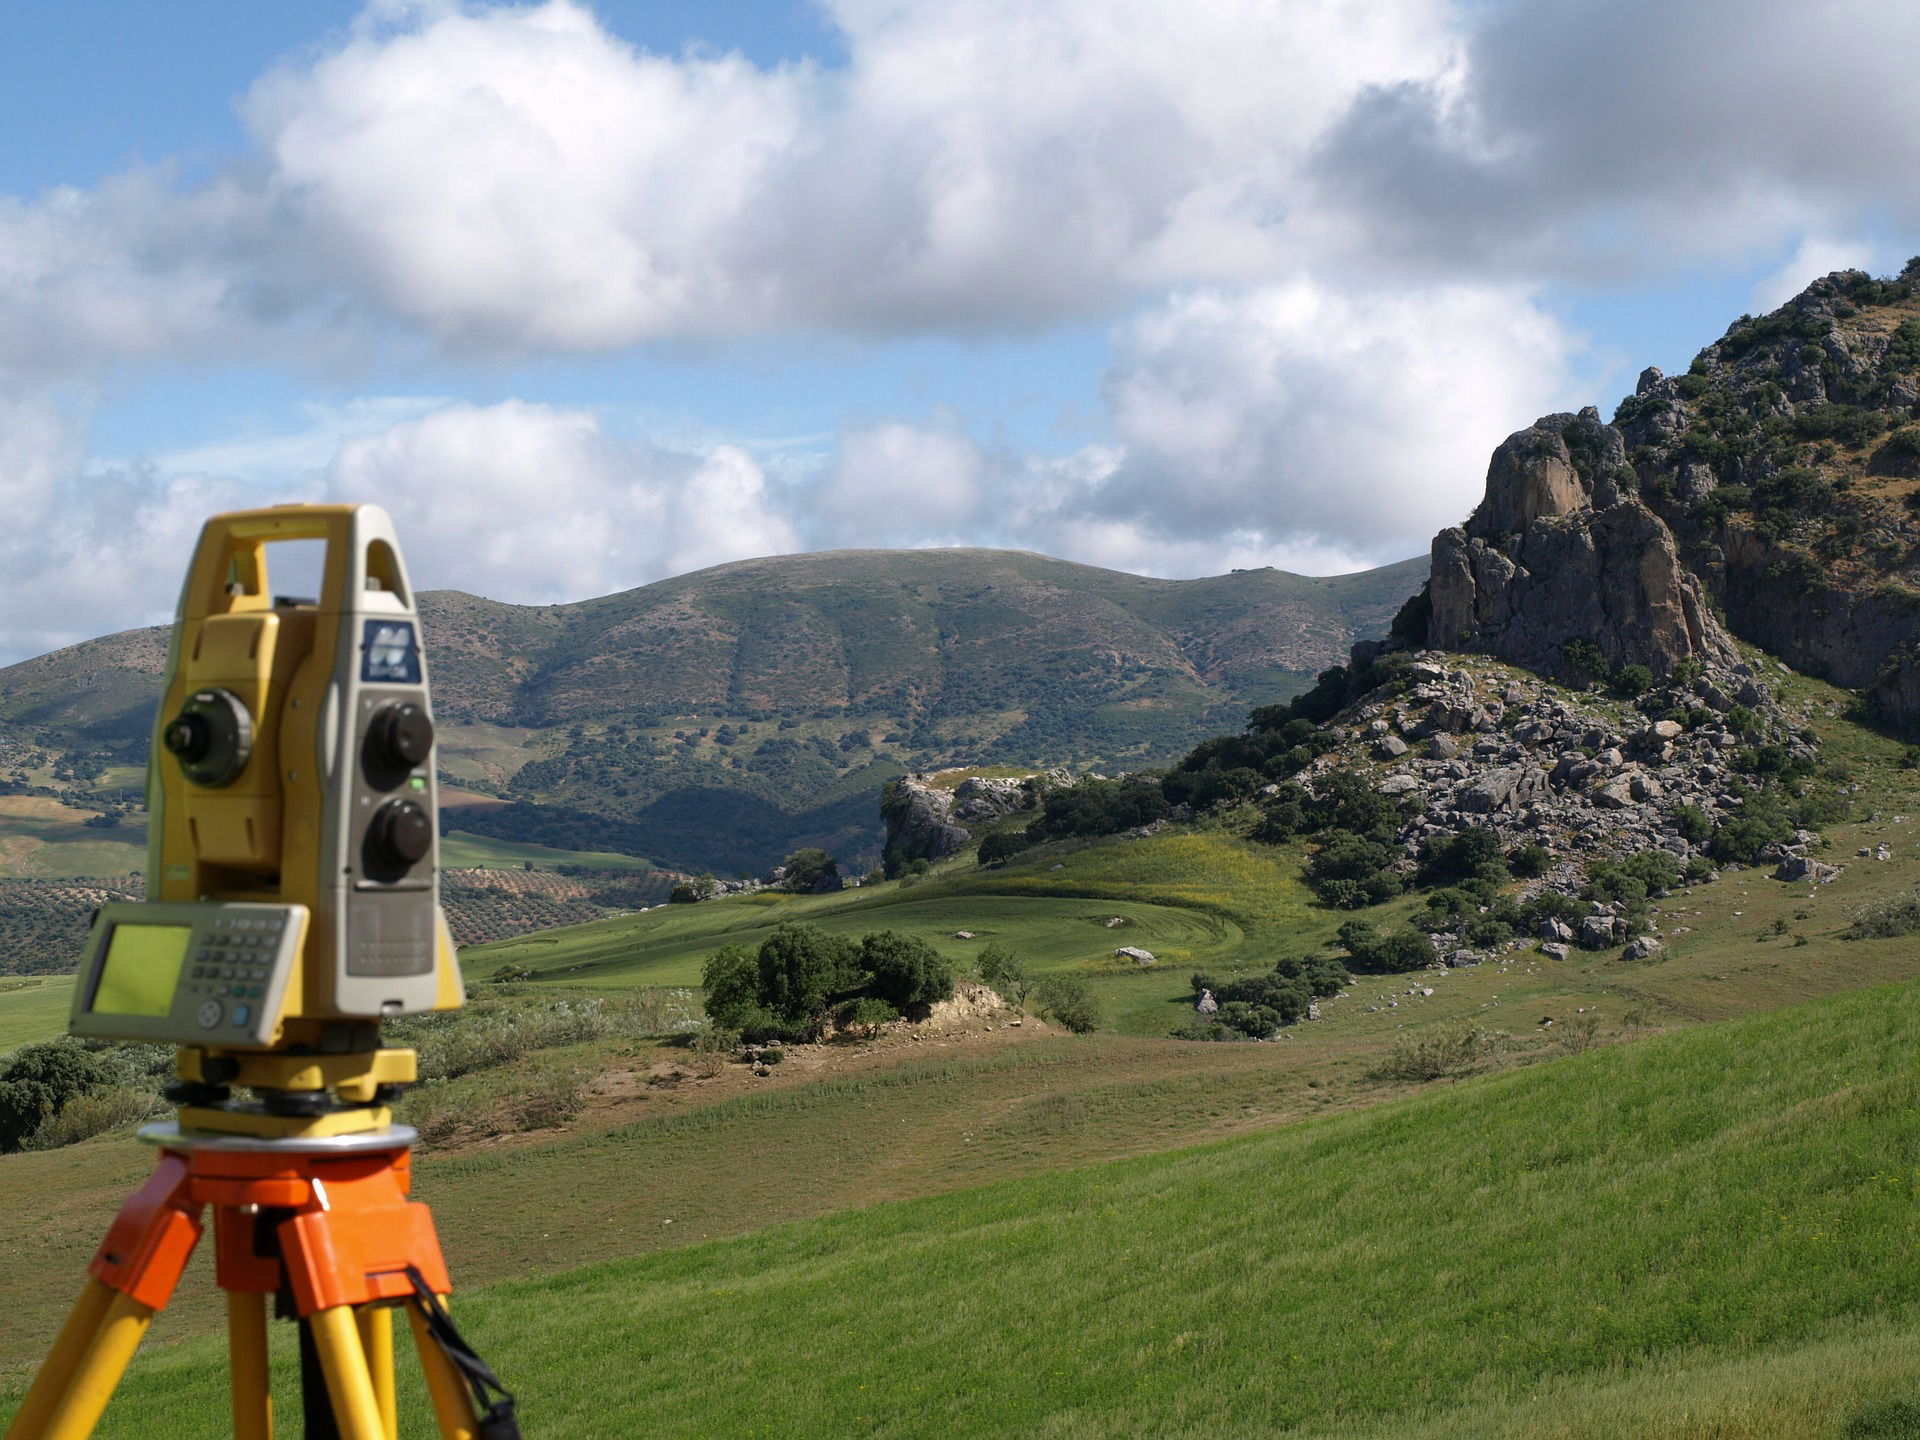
[1773, 855, 1840, 884]
[1195, 988, 1218, 1014]
[1622, 936, 1664, 962]
[1540, 942, 1572, 962]
[1115, 946, 1157, 965]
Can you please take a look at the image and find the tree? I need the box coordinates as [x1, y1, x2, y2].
[0, 1040, 111, 1152]
[781, 849, 841, 893]
[1035, 977, 1098, 1033]
[977, 831, 1032, 866]
[976, 943, 1031, 1011]
[701, 944, 781, 1039]
[756, 924, 861, 1027]
[860, 932, 953, 1010]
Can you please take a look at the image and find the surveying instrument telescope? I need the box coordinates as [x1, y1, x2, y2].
[7, 505, 518, 1440]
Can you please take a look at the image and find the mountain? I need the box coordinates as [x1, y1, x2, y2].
[0, 548, 1425, 874]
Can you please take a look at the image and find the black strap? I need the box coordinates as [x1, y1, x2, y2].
[402, 1266, 522, 1440]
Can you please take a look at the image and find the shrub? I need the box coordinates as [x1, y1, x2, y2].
[1337, 920, 1433, 973]
[1611, 663, 1654, 699]
[23, 1085, 158, 1150]
[1507, 843, 1552, 879]
[1845, 890, 1920, 940]
[1419, 828, 1508, 887]
[0, 1039, 113, 1152]
[1376, 1022, 1493, 1082]
[1306, 832, 1403, 908]
[1674, 804, 1714, 843]
[1035, 977, 1099, 1033]
[780, 848, 840, 892]
[977, 830, 1033, 866]
[977, 943, 1031, 1010]
[860, 931, 954, 1010]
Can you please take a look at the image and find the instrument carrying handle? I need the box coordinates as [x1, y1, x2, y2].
[402, 1266, 522, 1440]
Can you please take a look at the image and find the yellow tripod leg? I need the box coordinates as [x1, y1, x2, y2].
[38, 1291, 156, 1440]
[228, 1291, 273, 1440]
[356, 1306, 397, 1440]
[406, 1301, 478, 1440]
[306, 1306, 387, 1440]
[4, 1280, 114, 1440]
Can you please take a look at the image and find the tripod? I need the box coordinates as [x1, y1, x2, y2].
[5, 1123, 514, 1440]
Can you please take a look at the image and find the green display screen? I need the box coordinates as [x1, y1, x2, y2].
[92, 924, 192, 1017]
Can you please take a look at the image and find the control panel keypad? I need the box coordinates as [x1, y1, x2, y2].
[172, 911, 295, 1035]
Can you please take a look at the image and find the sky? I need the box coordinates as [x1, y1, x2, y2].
[1, 0, 1916, 664]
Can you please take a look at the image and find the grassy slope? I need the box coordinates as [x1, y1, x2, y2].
[13, 975, 1919, 1439]
[0, 978, 72, 1052]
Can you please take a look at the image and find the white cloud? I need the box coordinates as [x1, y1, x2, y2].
[226, 0, 1459, 346]
[1075, 279, 1581, 563]
[321, 400, 799, 600]
[816, 419, 989, 546]
[1749, 236, 1890, 315]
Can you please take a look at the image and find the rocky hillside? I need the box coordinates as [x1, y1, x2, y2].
[0, 548, 1424, 875]
[1421, 260, 1920, 722]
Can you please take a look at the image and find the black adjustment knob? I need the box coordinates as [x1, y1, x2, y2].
[365, 701, 434, 774]
[162, 689, 253, 787]
[365, 798, 432, 874]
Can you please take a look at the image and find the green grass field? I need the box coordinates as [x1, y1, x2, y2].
[438, 830, 659, 871]
[11, 975, 1918, 1438]
[8, 657, 1920, 1434]
[0, 977, 72, 1053]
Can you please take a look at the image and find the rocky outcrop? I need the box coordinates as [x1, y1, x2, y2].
[1428, 410, 1738, 679]
[880, 768, 1055, 868]
[1606, 264, 1920, 727]
[881, 776, 973, 865]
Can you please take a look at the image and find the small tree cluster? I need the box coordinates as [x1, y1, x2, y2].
[0, 1040, 113, 1152]
[701, 924, 954, 1042]
[1178, 954, 1348, 1040]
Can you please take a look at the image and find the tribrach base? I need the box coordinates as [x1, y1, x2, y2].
[5, 1123, 478, 1440]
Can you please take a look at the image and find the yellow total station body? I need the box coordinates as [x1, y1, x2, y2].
[71, 504, 463, 1125]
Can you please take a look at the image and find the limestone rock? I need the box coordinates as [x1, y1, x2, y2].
[1773, 855, 1840, 884]
[1428, 412, 1737, 680]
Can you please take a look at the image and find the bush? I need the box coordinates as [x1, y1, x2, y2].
[1027, 775, 1170, 841]
[1035, 977, 1099, 1033]
[977, 943, 1031, 1010]
[0, 1039, 113, 1152]
[1507, 843, 1552, 879]
[1306, 832, 1403, 908]
[23, 1085, 158, 1150]
[1337, 919, 1433, 973]
[860, 931, 954, 1010]
[1845, 890, 1920, 940]
[1419, 828, 1508, 887]
[1611, 663, 1654, 698]
[977, 830, 1033, 866]
[1674, 804, 1713, 844]
[1375, 1022, 1494, 1082]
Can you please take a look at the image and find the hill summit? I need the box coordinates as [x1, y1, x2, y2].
[1417, 260, 1920, 723]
